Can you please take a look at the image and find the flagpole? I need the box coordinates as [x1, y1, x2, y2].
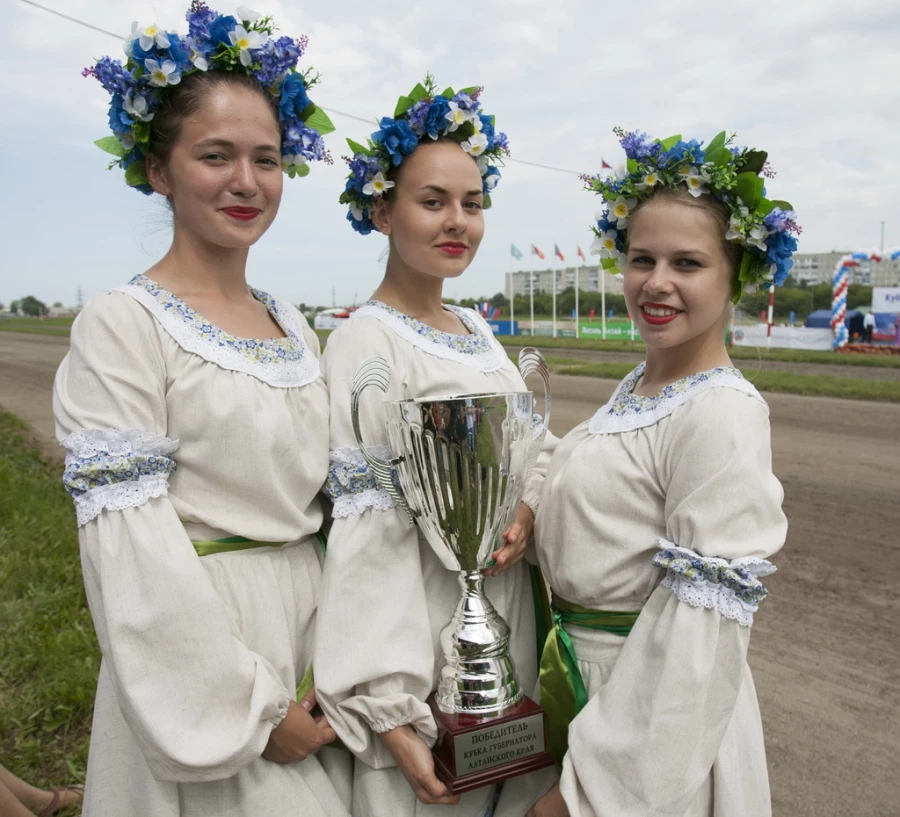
[507, 251, 515, 337]
[575, 261, 580, 340]
[552, 257, 557, 340]
[529, 250, 535, 338]
[600, 262, 607, 342]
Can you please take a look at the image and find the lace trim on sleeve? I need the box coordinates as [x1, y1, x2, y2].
[651, 538, 776, 627]
[61, 428, 179, 526]
[324, 446, 397, 518]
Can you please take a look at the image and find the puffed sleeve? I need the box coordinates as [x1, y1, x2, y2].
[559, 387, 786, 816]
[313, 320, 439, 769]
[53, 292, 292, 783]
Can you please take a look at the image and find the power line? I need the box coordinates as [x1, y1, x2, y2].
[19, 0, 582, 176]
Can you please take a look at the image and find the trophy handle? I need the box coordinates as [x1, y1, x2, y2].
[517, 347, 552, 467]
[350, 356, 415, 525]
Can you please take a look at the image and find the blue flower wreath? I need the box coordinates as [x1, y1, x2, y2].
[583, 129, 802, 301]
[84, 2, 335, 194]
[339, 75, 510, 235]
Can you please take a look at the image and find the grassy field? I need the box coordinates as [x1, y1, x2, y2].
[0, 411, 97, 789]
[0, 318, 74, 336]
[533, 358, 900, 402]
[498, 333, 900, 368]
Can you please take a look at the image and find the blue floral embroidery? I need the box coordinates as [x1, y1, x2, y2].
[126, 274, 307, 368]
[606, 362, 746, 420]
[652, 548, 769, 607]
[363, 300, 495, 357]
[63, 450, 176, 499]
[325, 456, 380, 501]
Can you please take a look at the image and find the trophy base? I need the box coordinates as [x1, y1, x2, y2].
[428, 695, 555, 794]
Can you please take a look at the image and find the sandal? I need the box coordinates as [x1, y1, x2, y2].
[37, 785, 84, 816]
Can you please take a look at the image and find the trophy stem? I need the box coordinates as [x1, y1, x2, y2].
[434, 570, 523, 717]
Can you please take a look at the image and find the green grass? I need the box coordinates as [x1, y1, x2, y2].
[0, 411, 98, 788]
[553, 362, 900, 402]
[498, 333, 900, 368]
[0, 318, 74, 336]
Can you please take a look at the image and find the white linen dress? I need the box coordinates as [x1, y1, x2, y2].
[314, 301, 558, 817]
[535, 364, 787, 817]
[53, 275, 352, 817]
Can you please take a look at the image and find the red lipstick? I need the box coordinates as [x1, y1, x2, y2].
[222, 207, 261, 221]
[437, 242, 467, 256]
[639, 302, 681, 326]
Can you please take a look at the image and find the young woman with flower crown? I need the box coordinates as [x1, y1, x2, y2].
[525, 130, 800, 817]
[313, 77, 558, 817]
[53, 5, 352, 816]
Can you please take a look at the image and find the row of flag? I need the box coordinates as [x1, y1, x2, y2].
[510, 243, 587, 263]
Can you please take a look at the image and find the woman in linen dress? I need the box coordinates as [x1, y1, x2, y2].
[314, 94, 558, 816]
[53, 67, 350, 816]
[527, 144, 796, 816]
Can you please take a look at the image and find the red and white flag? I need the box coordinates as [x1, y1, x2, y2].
[531, 244, 545, 260]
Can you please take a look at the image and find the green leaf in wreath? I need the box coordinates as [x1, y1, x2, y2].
[734, 172, 764, 209]
[346, 139, 371, 156]
[660, 134, 682, 151]
[407, 83, 429, 104]
[94, 136, 126, 158]
[124, 161, 149, 187]
[300, 104, 336, 135]
[394, 95, 413, 118]
[740, 150, 768, 175]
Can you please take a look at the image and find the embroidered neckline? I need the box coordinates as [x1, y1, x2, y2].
[588, 362, 764, 435]
[118, 274, 320, 388]
[350, 300, 508, 372]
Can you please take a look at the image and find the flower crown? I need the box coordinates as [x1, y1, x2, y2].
[340, 75, 510, 235]
[84, 2, 335, 195]
[584, 129, 802, 301]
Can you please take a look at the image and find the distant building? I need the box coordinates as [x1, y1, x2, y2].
[48, 306, 81, 318]
[790, 251, 900, 286]
[505, 266, 624, 298]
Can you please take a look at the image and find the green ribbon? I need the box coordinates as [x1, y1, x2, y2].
[529, 564, 553, 667]
[539, 595, 639, 767]
[192, 532, 328, 558]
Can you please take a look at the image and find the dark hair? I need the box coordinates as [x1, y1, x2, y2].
[148, 71, 280, 166]
[628, 187, 743, 274]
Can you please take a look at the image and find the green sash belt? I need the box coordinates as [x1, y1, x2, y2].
[539, 594, 639, 766]
[191, 533, 328, 557]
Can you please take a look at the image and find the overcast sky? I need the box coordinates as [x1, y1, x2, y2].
[3, 0, 898, 308]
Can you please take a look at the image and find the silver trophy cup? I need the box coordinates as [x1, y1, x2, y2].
[350, 348, 551, 717]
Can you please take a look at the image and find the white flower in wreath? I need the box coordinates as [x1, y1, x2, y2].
[591, 230, 620, 257]
[186, 38, 209, 71]
[229, 25, 269, 67]
[350, 204, 366, 222]
[682, 166, 710, 198]
[145, 58, 182, 88]
[461, 132, 489, 157]
[636, 170, 660, 190]
[236, 6, 262, 22]
[123, 90, 154, 122]
[725, 215, 745, 242]
[132, 22, 171, 52]
[747, 225, 769, 253]
[609, 196, 637, 228]
[363, 172, 394, 196]
[445, 101, 474, 132]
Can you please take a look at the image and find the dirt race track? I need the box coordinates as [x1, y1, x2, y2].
[1, 332, 899, 816]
